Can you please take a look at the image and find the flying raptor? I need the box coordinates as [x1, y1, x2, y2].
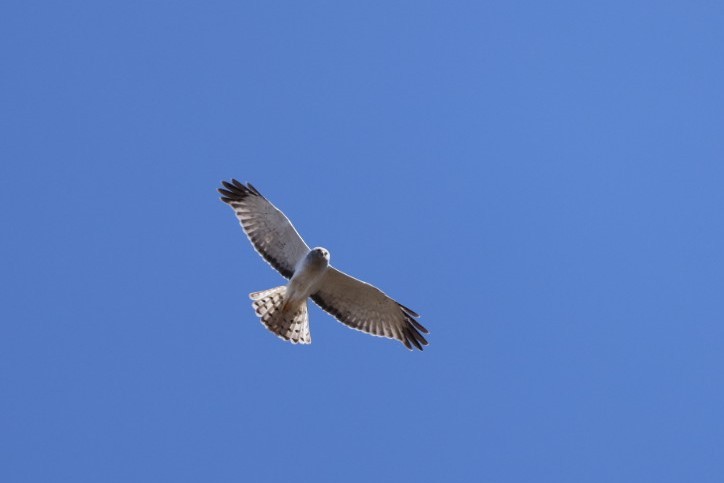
[218, 179, 429, 350]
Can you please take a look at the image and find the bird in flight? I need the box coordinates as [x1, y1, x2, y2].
[218, 179, 429, 350]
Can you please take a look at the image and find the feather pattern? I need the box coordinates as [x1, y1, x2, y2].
[250, 286, 311, 344]
[312, 268, 428, 351]
[218, 180, 309, 279]
[220, 179, 429, 350]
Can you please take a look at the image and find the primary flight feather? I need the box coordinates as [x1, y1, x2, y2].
[218, 179, 429, 350]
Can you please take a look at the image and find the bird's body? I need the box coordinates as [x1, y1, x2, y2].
[218, 179, 429, 350]
[286, 248, 330, 309]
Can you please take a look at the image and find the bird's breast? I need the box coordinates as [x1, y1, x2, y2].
[287, 259, 328, 303]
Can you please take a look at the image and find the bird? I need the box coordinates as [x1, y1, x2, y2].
[217, 179, 429, 350]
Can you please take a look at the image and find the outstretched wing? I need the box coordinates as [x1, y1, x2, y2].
[311, 268, 429, 350]
[218, 179, 310, 278]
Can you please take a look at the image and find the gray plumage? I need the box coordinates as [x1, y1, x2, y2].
[218, 179, 429, 350]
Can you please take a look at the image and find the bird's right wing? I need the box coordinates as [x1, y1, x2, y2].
[218, 179, 310, 278]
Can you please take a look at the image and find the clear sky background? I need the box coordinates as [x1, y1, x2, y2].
[2, 1, 723, 482]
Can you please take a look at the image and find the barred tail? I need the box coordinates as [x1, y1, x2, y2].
[249, 286, 311, 344]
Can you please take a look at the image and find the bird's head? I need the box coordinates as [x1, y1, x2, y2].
[311, 247, 330, 263]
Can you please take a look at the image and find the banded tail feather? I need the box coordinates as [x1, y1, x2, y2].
[250, 286, 311, 344]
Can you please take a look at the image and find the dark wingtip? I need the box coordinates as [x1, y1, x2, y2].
[218, 179, 257, 202]
[410, 327, 428, 346]
[246, 183, 265, 198]
[218, 179, 264, 202]
[399, 303, 420, 318]
[407, 331, 423, 351]
[411, 319, 429, 334]
[401, 310, 428, 334]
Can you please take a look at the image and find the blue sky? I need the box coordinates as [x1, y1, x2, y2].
[2, 1, 723, 482]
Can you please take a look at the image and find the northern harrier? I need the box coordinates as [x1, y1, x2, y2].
[218, 180, 429, 350]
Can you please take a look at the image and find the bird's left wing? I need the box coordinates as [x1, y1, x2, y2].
[218, 179, 310, 278]
[311, 268, 429, 350]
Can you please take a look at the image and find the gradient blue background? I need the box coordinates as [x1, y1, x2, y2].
[2, 1, 723, 482]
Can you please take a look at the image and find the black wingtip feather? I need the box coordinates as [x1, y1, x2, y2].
[246, 183, 263, 197]
[410, 319, 429, 334]
[410, 328, 428, 346]
[218, 179, 264, 204]
[399, 303, 420, 318]
[407, 330, 423, 350]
